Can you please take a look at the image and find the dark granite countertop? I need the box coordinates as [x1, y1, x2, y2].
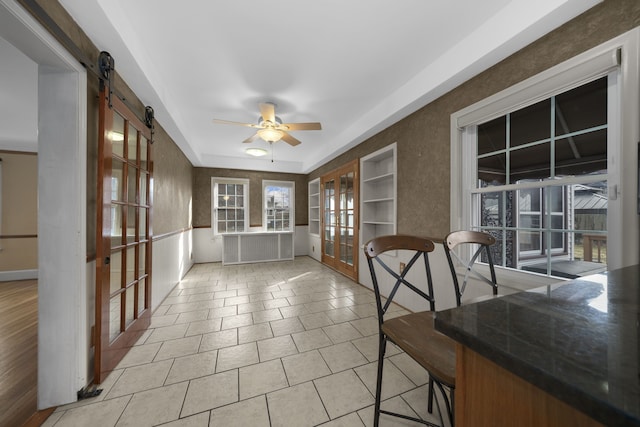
[434, 264, 640, 426]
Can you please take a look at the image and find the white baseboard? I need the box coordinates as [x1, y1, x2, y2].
[0, 269, 38, 281]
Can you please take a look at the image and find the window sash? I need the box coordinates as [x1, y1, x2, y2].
[263, 180, 294, 232]
[212, 178, 249, 235]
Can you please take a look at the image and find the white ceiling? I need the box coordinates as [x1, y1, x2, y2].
[48, 0, 599, 173]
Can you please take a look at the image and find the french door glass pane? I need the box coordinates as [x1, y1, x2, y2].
[125, 286, 135, 326]
[138, 278, 146, 315]
[110, 250, 122, 294]
[138, 243, 146, 278]
[127, 126, 138, 163]
[346, 245, 353, 266]
[112, 113, 125, 157]
[127, 206, 137, 244]
[140, 136, 148, 170]
[127, 164, 137, 203]
[109, 296, 120, 342]
[126, 248, 135, 285]
[325, 241, 334, 257]
[112, 159, 125, 201]
[139, 172, 148, 205]
[111, 205, 123, 247]
[139, 208, 147, 240]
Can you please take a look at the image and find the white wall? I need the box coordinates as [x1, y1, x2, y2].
[152, 229, 194, 311]
[308, 234, 322, 262]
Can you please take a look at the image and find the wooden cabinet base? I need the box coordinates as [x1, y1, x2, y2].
[455, 345, 604, 427]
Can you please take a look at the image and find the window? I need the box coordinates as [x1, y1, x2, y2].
[212, 178, 249, 235]
[470, 77, 610, 276]
[449, 36, 640, 279]
[263, 180, 294, 231]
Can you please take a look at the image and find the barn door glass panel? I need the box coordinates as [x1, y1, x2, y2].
[338, 172, 355, 266]
[324, 179, 336, 257]
[108, 118, 149, 333]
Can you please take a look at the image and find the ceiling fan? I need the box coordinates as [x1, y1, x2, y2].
[212, 102, 321, 146]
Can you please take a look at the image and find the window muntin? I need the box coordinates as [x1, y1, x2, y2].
[212, 178, 249, 235]
[471, 76, 609, 277]
[263, 180, 294, 232]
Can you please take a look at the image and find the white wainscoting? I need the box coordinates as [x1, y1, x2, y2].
[152, 229, 194, 311]
[222, 232, 294, 265]
[193, 226, 309, 264]
[308, 234, 321, 262]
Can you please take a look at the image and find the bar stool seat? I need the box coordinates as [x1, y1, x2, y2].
[382, 311, 455, 387]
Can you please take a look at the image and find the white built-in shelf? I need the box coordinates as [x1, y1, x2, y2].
[363, 172, 394, 184]
[308, 178, 320, 236]
[360, 143, 397, 245]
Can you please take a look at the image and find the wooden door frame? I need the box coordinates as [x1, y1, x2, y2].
[320, 159, 359, 281]
[95, 88, 152, 383]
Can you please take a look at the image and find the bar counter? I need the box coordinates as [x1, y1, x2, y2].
[435, 264, 640, 426]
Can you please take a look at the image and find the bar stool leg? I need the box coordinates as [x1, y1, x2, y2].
[427, 377, 434, 413]
[374, 333, 387, 427]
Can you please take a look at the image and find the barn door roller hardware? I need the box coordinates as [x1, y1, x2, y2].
[98, 51, 115, 108]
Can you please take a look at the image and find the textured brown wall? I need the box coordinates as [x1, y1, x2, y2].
[308, 0, 640, 240]
[0, 152, 38, 270]
[151, 123, 193, 235]
[193, 168, 307, 228]
[20, 0, 194, 253]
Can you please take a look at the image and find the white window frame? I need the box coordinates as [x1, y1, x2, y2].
[211, 177, 249, 236]
[262, 180, 295, 232]
[450, 28, 640, 285]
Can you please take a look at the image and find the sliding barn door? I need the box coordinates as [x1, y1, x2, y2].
[95, 88, 153, 383]
[321, 159, 359, 281]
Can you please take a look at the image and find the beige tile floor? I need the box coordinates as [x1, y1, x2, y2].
[43, 257, 450, 427]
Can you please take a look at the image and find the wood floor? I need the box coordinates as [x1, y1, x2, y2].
[0, 279, 38, 427]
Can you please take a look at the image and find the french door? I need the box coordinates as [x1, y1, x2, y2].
[321, 159, 359, 280]
[95, 88, 153, 383]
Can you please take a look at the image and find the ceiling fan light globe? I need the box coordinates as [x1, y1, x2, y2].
[258, 128, 284, 143]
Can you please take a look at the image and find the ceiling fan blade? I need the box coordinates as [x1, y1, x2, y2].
[259, 102, 276, 123]
[213, 118, 260, 128]
[280, 122, 322, 131]
[281, 132, 301, 146]
[243, 133, 261, 143]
